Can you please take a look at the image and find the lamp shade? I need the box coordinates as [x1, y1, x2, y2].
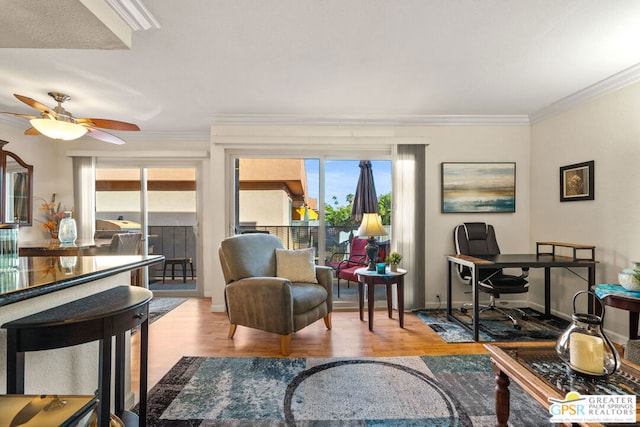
[357, 213, 387, 237]
[30, 118, 88, 141]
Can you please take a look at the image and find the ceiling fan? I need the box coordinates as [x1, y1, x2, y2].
[1, 92, 140, 145]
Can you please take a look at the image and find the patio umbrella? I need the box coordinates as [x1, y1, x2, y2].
[351, 160, 379, 223]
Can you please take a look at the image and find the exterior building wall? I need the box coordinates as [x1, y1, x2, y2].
[239, 189, 291, 226]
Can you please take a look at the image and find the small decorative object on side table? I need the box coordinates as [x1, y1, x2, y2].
[385, 251, 402, 273]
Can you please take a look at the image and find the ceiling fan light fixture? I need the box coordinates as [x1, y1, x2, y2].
[30, 118, 88, 141]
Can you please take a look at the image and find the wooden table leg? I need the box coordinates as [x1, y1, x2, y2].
[398, 276, 404, 328]
[386, 283, 393, 318]
[6, 329, 24, 394]
[631, 312, 639, 340]
[358, 281, 364, 321]
[368, 279, 375, 331]
[492, 362, 510, 427]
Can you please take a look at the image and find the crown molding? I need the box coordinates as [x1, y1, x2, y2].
[105, 0, 160, 31]
[118, 130, 210, 142]
[530, 62, 640, 123]
[209, 114, 530, 126]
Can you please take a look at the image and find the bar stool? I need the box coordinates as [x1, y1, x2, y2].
[2, 286, 152, 427]
[162, 257, 194, 283]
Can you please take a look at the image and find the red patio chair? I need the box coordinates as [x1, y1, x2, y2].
[330, 237, 390, 298]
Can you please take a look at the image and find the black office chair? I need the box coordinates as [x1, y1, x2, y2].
[453, 222, 529, 329]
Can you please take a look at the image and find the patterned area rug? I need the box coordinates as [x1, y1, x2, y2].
[148, 297, 188, 323]
[136, 354, 550, 426]
[414, 307, 569, 343]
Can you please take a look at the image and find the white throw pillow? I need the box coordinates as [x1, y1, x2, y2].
[275, 248, 318, 284]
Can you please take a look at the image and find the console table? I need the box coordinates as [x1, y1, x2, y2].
[595, 284, 640, 339]
[485, 343, 640, 426]
[3, 286, 152, 427]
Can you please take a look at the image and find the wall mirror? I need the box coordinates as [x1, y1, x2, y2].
[0, 140, 33, 225]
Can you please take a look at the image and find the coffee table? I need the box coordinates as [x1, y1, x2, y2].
[484, 343, 640, 426]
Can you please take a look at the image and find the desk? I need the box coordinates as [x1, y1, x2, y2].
[355, 267, 406, 332]
[595, 284, 640, 339]
[447, 253, 597, 341]
[485, 343, 640, 426]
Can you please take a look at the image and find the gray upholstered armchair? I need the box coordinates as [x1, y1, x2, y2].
[218, 233, 333, 355]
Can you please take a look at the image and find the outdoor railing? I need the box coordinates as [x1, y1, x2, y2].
[236, 225, 390, 264]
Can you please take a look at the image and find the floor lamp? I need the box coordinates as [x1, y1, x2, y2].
[357, 213, 387, 270]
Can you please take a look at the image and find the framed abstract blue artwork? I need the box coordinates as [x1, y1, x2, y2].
[441, 162, 516, 213]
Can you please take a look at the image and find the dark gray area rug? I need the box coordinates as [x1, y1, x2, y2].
[136, 354, 550, 426]
[414, 307, 570, 343]
[132, 297, 187, 335]
[148, 297, 188, 323]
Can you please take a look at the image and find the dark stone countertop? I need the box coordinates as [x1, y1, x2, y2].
[0, 255, 164, 307]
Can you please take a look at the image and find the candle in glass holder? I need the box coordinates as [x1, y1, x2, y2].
[570, 333, 604, 374]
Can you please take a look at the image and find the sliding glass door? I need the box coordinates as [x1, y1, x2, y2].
[233, 155, 391, 308]
[95, 165, 199, 295]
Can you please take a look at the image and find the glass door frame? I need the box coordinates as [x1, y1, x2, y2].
[95, 158, 204, 297]
[227, 147, 392, 268]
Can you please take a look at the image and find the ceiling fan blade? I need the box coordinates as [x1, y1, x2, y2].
[0, 111, 37, 119]
[13, 94, 53, 114]
[86, 127, 126, 145]
[76, 118, 140, 131]
[24, 127, 41, 135]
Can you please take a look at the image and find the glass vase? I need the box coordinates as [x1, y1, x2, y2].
[58, 211, 77, 244]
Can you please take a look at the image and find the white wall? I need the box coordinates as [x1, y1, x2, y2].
[415, 125, 531, 308]
[239, 189, 291, 226]
[531, 81, 640, 343]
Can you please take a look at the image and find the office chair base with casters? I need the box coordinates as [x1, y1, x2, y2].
[460, 296, 529, 329]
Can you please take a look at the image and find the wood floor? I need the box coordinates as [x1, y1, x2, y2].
[130, 297, 488, 396]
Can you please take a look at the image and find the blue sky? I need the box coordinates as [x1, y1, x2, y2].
[305, 160, 392, 207]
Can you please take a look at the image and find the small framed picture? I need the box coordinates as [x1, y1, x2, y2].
[560, 161, 594, 202]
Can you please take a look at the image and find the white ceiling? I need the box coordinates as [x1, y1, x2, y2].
[1, 0, 640, 142]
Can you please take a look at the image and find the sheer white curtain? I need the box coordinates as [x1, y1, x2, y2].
[392, 144, 426, 309]
[72, 156, 96, 240]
